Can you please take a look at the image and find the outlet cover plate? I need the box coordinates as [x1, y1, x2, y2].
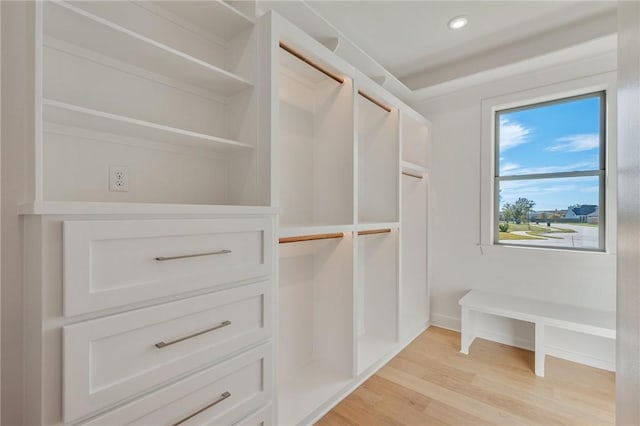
[109, 166, 129, 192]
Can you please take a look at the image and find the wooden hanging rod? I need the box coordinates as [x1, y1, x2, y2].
[358, 90, 391, 112]
[279, 232, 344, 244]
[279, 42, 345, 84]
[358, 228, 392, 236]
[402, 171, 424, 179]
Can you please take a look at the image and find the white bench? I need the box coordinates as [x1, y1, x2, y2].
[458, 290, 615, 377]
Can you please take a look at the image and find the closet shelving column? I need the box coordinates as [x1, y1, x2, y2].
[355, 89, 400, 373]
[400, 111, 430, 339]
[32, 0, 268, 209]
[277, 41, 355, 426]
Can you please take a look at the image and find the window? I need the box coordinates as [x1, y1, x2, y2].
[495, 92, 605, 251]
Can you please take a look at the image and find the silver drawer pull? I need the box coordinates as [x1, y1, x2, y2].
[171, 391, 231, 426]
[155, 249, 231, 261]
[154, 321, 231, 349]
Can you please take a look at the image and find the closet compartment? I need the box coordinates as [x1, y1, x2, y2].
[400, 112, 429, 337]
[357, 93, 399, 224]
[402, 112, 429, 169]
[356, 229, 399, 374]
[401, 169, 428, 338]
[279, 46, 354, 228]
[43, 1, 255, 89]
[39, 1, 267, 206]
[278, 233, 354, 425]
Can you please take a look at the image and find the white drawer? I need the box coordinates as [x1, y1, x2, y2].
[78, 345, 273, 426]
[232, 404, 273, 426]
[63, 218, 273, 316]
[63, 281, 272, 423]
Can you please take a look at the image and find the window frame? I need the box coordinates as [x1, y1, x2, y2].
[493, 91, 606, 252]
[479, 73, 617, 255]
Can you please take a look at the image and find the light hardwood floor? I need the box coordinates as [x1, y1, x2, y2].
[317, 327, 615, 426]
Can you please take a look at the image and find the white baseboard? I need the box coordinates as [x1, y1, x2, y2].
[546, 345, 615, 372]
[430, 313, 460, 331]
[475, 328, 535, 352]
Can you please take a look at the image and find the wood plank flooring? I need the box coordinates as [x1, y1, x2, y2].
[316, 327, 615, 426]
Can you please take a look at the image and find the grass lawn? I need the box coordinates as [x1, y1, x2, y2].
[498, 222, 578, 240]
[500, 222, 576, 234]
[499, 232, 545, 240]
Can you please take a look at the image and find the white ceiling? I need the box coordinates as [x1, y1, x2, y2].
[302, 1, 617, 89]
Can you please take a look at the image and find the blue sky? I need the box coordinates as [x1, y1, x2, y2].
[498, 95, 601, 211]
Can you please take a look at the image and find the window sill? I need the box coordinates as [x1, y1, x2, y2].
[478, 243, 616, 256]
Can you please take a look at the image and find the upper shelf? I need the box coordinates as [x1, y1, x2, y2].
[147, 1, 254, 41]
[43, 99, 254, 152]
[44, 1, 254, 96]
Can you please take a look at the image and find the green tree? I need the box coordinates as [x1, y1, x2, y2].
[502, 203, 514, 223]
[514, 197, 536, 224]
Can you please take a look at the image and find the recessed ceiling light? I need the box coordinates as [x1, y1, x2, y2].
[448, 16, 468, 30]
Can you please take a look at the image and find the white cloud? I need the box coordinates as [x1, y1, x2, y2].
[499, 162, 521, 174]
[499, 118, 531, 151]
[546, 134, 599, 152]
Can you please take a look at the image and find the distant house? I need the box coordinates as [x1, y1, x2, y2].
[566, 204, 599, 223]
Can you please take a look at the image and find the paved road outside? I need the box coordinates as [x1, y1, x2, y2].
[503, 223, 599, 249]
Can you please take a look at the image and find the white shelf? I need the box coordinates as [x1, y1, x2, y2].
[357, 335, 397, 375]
[44, 1, 254, 96]
[43, 99, 253, 152]
[278, 362, 352, 426]
[149, 1, 254, 41]
[18, 201, 277, 216]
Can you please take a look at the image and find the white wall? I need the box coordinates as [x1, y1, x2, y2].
[1, 2, 33, 424]
[0, 3, 3, 420]
[616, 2, 640, 424]
[418, 52, 618, 371]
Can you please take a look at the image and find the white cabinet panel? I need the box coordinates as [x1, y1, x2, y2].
[63, 218, 273, 315]
[79, 345, 272, 426]
[232, 404, 273, 426]
[64, 281, 272, 422]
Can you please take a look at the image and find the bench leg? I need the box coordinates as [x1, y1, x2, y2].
[460, 307, 476, 354]
[535, 322, 545, 377]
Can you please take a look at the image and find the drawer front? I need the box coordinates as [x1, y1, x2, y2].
[232, 404, 273, 426]
[79, 345, 273, 426]
[64, 282, 272, 423]
[64, 217, 273, 316]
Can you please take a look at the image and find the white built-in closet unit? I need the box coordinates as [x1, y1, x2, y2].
[11, 1, 276, 425]
[272, 13, 430, 425]
[3, 2, 429, 425]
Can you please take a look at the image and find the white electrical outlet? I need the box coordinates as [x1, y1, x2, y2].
[109, 166, 129, 192]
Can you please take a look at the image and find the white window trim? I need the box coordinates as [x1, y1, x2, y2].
[479, 72, 617, 255]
